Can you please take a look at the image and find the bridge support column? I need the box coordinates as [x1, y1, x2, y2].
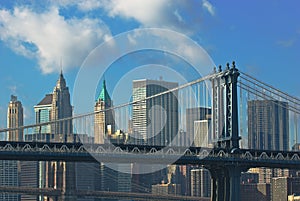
[208, 168, 227, 201]
[228, 166, 241, 201]
[207, 165, 244, 201]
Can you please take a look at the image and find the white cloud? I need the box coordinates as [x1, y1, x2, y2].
[56, 0, 103, 11]
[102, 0, 166, 24]
[202, 0, 215, 16]
[77, 0, 102, 11]
[98, 0, 215, 35]
[0, 1, 216, 73]
[0, 6, 111, 74]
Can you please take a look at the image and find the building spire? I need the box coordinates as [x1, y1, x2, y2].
[60, 57, 63, 75]
[96, 79, 111, 103]
[55, 60, 66, 90]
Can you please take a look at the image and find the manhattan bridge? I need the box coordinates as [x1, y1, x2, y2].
[1, 62, 300, 201]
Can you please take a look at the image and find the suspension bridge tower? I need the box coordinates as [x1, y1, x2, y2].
[207, 62, 245, 201]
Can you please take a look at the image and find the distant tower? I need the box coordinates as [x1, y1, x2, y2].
[50, 71, 75, 200]
[51, 70, 73, 142]
[7, 95, 23, 141]
[21, 71, 75, 201]
[0, 95, 23, 201]
[94, 80, 114, 144]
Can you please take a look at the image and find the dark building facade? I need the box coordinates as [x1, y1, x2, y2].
[248, 100, 290, 184]
[240, 183, 271, 201]
[248, 100, 289, 151]
[190, 168, 211, 197]
[272, 177, 300, 201]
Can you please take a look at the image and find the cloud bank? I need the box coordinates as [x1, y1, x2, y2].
[0, 6, 111, 74]
[0, 0, 215, 74]
[98, 0, 215, 34]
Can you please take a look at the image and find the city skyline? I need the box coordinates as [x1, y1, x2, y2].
[0, 64, 300, 200]
[0, 1, 300, 129]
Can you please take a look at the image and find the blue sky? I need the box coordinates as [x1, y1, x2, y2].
[0, 0, 300, 129]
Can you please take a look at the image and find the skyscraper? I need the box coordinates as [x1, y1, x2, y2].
[0, 95, 23, 201]
[94, 81, 132, 200]
[194, 120, 211, 147]
[248, 100, 290, 184]
[272, 177, 300, 201]
[7, 95, 23, 141]
[94, 80, 115, 144]
[186, 107, 211, 147]
[51, 70, 73, 142]
[20, 71, 75, 201]
[34, 94, 53, 140]
[50, 71, 75, 200]
[132, 79, 178, 146]
[190, 168, 211, 197]
[248, 100, 289, 151]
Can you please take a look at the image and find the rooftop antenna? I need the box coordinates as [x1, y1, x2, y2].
[60, 57, 63, 75]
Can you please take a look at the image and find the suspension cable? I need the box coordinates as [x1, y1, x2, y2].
[240, 71, 300, 103]
[238, 82, 300, 115]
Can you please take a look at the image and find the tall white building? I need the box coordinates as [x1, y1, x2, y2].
[132, 79, 178, 146]
[194, 120, 210, 147]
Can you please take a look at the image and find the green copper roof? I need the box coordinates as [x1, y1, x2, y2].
[97, 80, 111, 102]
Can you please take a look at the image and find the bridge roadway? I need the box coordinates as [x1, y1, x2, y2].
[0, 141, 300, 169]
[0, 186, 209, 201]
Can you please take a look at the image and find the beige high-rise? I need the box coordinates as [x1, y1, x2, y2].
[94, 80, 114, 144]
[7, 95, 23, 141]
[0, 95, 23, 201]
